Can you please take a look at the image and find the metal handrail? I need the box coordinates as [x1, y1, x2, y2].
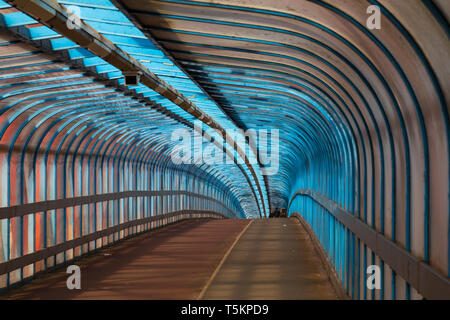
[0, 190, 236, 219]
[288, 189, 450, 300]
[0, 209, 226, 276]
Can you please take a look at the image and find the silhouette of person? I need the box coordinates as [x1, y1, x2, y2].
[274, 207, 280, 218]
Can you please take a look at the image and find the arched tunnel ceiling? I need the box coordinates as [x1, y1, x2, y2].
[0, 0, 448, 225]
[0, 0, 276, 219]
[114, 0, 449, 213]
[0, 28, 252, 216]
[0, 0, 449, 296]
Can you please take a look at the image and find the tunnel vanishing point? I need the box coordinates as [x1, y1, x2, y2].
[0, 0, 448, 300]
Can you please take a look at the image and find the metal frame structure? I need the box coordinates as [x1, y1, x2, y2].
[118, 0, 449, 300]
[0, 1, 258, 289]
[0, 0, 448, 300]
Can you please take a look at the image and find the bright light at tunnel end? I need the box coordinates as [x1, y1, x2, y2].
[170, 121, 280, 176]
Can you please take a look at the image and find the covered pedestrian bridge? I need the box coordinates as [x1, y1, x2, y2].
[0, 0, 448, 300]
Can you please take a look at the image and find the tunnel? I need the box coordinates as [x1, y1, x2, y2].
[0, 0, 449, 302]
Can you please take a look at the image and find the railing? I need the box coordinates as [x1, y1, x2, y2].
[290, 212, 349, 299]
[0, 191, 233, 290]
[288, 189, 450, 300]
[0, 209, 225, 277]
[0, 190, 236, 219]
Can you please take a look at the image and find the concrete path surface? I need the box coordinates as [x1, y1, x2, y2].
[1, 218, 338, 300]
[1, 219, 250, 300]
[201, 218, 338, 300]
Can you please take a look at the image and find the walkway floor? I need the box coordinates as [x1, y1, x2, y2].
[1, 218, 338, 300]
[202, 218, 337, 300]
[1, 219, 250, 299]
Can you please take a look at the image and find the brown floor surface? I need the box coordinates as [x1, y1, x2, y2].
[1, 219, 250, 300]
[202, 218, 338, 300]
